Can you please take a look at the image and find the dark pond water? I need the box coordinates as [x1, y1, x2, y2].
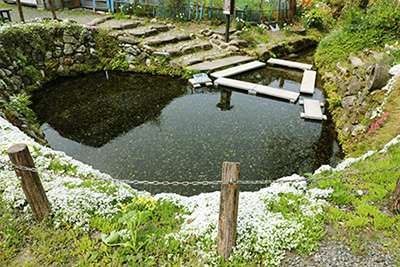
[31, 67, 342, 196]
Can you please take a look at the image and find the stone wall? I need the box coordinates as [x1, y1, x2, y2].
[0, 20, 182, 144]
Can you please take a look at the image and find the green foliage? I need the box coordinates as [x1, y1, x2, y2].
[315, 0, 400, 71]
[100, 197, 190, 265]
[8, 93, 37, 122]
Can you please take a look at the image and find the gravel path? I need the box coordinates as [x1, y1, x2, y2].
[283, 239, 398, 266]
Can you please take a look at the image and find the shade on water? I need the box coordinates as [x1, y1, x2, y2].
[31, 69, 342, 196]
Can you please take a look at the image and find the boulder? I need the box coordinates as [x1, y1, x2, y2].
[200, 42, 212, 50]
[351, 124, 368, 136]
[169, 61, 182, 69]
[176, 33, 191, 41]
[348, 55, 363, 67]
[341, 95, 357, 109]
[346, 78, 362, 95]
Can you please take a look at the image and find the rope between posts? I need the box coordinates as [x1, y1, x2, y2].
[1, 159, 400, 187]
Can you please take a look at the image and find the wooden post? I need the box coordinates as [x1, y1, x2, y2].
[7, 143, 51, 223]
[391, 175, 400, 214]
[15, 0, 25, 22]
[217, 162, 240, 259]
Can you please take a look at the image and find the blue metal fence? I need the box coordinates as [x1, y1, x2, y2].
[88, 0, 291, 24]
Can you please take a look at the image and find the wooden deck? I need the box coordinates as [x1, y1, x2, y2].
[267, 58, 313, 70]
[300, 70, 316, 94]
[210, 61, 266, 79]
[214, 77, 300, 103]
[300, 98, 327, 120]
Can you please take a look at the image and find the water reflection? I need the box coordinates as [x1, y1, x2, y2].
[31, 70, 341, 196]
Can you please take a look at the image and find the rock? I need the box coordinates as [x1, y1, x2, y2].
[336, 63, 348, 75]
[341, 96, 357, 109]
[181, 46, 195, 54]
[150, 18, 158, 23]
[200, 42, 212, 50]
[342, 122, 353, 136]
[324, 72, 334, 79]
[76, 45, 86, 53]
[146, 58, 151, 67]
[152, 25, 169, 32]
[125, 54, 136, 63]
[127, 30, 146, 37]
[141, 45, 154, 54]
[236, 40, 248, 48]
[351, 124, 368, 136]
[74, 53, 85, 62]
[346, 78, 362, 95]
[3, 68, 12, 76]
[138, 52, 149, 62]
[54, 40, 64, 47]
[176, 33, 191, 41]
[227, 45, 240, 52]
[193, 45, 202, 51]
[210, 38, 221, 45]
[153, 52, 170, 59]
[89, 48, 97, 56]
[220, 43, 228, 49]
[228, 40, 239, 46]
[348, 55, 363, 67]
[202, 28, 213, 37]
[118, 36, 140, 45]
[63, 43, 74, 56]
[63, 35, 77, 44]
[169, 61, 182, 69]
[166, 48, 181, 57]
[125, 46, 138, 56]
[129, 64, 135, 69]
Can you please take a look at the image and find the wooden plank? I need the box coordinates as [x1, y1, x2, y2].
[210, 61, 266, 79]
[187, 56, 254, 71]
[214, 77, 258, 91]
[254, 84, 300, 103]
[267, 58, 313, 70]
[300, 70, 316, 94]
[301, 98, 325, 120]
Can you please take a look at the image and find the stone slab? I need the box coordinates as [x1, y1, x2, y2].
[214, 77, 258, 91]
[267, 58, 313, 70]
[254, 84, 299, 103]
[300, 70, 316, 94]
[210, 61, 266, 78]
[187, 56, 254, 71]
[300, 98, 326, 120]
[214, 77, 299, 103]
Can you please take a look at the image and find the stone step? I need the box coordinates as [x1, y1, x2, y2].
[210, 61, 266, 79]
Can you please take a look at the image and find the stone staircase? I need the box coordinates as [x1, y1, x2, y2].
[91, 16, 249, 69]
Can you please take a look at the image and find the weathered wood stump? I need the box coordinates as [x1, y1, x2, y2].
[391, 175, 400, 214]
[7, 143, 51, 222]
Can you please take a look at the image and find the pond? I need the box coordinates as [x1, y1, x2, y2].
[31, 67, 342, 196]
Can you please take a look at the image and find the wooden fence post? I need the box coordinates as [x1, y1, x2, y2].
[391, 175, 400, 214]
[217, 162, 240, 259]
[7, 143, 51, 223]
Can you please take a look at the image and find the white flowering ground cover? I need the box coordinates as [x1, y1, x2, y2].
[1, 114, 398, 265]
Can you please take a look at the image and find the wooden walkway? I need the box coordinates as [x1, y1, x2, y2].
[214, 77, 300, 103]
[267, 58, 313, 70]
[211, 61, 266, 79]
[300, 70, 316, 94]
[187, 56, 254, 71]
[300, 99, 327, 120]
